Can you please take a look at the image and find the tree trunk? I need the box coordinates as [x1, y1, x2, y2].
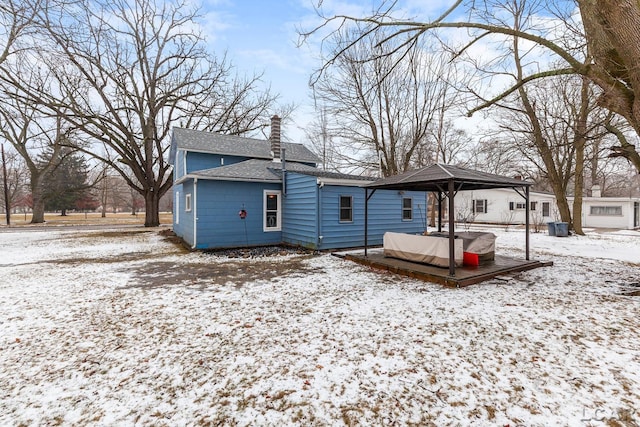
[579, 0, 640, 172]
[572, 77, 590, 236]
[144, 189, 160, 227]
[2, 144, 10, 225]
[30, 176, 45, 223]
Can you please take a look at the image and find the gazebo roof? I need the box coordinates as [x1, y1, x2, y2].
[366, 164, 533, 192]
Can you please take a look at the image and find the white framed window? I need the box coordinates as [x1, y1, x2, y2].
[402, 197, 413, 220]
[590, 206, 622, 216]
[185, 193, 192, 212]
[472, 199, 487, 214]
[339, 195, 353, 223]
[264, 190, 281, 231]
[530, 201, 537, 211]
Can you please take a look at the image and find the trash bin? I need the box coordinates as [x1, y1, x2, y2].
[547, 222, 556, 236]
[555, 222, 569, 237]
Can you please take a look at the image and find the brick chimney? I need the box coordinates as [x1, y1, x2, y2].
[270, 115, 281, 160]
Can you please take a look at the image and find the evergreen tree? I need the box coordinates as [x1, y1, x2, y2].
[41, 148, 90, 215]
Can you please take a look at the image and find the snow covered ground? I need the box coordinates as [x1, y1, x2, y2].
[1, 227, 639, 426]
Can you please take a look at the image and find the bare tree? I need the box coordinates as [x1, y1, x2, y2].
[0, 147, 28, 222]
[0, 0, 38, 65]
[302, 0, 640, 172]
[0, 61, 74, 223]
[3, 0, 282, 227]
[311, 28, 461, 177]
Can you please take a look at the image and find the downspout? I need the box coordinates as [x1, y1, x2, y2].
[281, 148, 287, 196]
[365, 188, 368, 257]
[317, 181, 323, 250]
[192, 178, 198, 249]
[364, 188, 377, 257]
[525, 186, 530, 260]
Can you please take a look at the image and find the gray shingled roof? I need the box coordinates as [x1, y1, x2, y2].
[170, 127, 319, 164]
[177, 159, 318, 183]
[367, 163, 532, 192]
[177, 159, 375, 184]
[291, 169, 374, 182]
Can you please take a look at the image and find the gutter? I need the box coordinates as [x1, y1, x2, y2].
[316, 177, 374, 187]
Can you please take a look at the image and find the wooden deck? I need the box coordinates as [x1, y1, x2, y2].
[342, 252, 552, 288]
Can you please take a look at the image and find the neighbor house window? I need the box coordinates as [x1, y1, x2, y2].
[185, 193, 192, 212]
[509, 201, 527, 210]
[542, 202, 550, 217]
[530, 202, 537, 211]
[590, 205, 622, 216]
[264, 190, 281, 231]
[339, 196, 353, 223]
[472, 199, 487, 214]
[402, 198, 413, 220]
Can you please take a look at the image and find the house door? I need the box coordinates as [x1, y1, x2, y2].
[634, 202, 639, 228]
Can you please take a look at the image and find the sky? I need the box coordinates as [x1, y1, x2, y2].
[197, 0, 453, 143]
[199, 0, 334, 142]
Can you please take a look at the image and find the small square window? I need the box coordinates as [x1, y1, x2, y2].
[473, 199, 487, 214]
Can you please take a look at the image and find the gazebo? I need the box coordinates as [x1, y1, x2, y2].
[357, 164, 549, 285]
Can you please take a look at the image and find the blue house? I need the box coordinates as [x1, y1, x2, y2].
[169, 116, 427, 250]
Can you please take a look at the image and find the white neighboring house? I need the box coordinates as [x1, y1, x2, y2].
[456, 185, 640, 230]
[456, 188, 557, 227]
[568, 186, 640, 229]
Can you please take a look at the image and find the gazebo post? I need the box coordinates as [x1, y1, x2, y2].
[437, 192, 443, 232]
[525, 186, 530, 260]
[447, 179, 455, 277]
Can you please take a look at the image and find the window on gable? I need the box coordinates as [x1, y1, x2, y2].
[472, 199, 487, 214]
[264, 190, 281, 231]
[590, 206, 622, 216]
[185, 193, 192, 212]
[402, 198, 413, 220]
[339, 196, 353, 223]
